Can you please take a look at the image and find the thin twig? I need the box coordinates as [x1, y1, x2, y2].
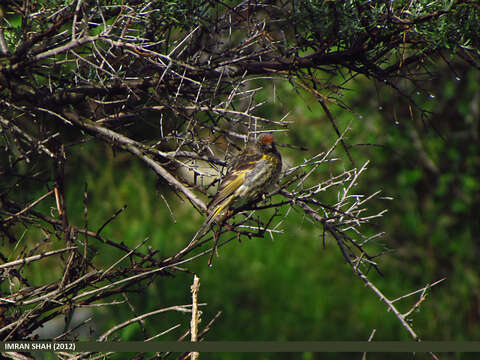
[0, 247, 77, 270]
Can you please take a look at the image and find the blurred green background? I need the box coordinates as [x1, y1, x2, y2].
[14, 62, 479, 360]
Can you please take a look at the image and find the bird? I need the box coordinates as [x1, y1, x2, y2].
[189, 134, 282, 246]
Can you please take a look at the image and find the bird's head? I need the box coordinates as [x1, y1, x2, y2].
[257, 134, 276, 153]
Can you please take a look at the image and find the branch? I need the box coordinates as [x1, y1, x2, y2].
[98, 304, 198, 341]
[1, 189, 55, 224]
[280, 189, 420, 340]
[190, 274, 201, 360]
[62, 113, 207, 212]
[0, 247, 76, 270]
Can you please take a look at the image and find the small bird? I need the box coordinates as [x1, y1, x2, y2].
[190, 134, 282, 246]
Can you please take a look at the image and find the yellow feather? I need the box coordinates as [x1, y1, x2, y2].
[216, 170, 246, 201]
[212, 197, 231, 219]
[207, 195, 235, 225]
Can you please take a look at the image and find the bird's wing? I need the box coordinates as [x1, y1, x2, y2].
[209, 168, 246, 209]
[201, 170, 246, 227]
[210, 151, 263, 207]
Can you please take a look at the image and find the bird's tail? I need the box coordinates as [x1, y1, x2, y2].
[188, 196, 234, 246]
